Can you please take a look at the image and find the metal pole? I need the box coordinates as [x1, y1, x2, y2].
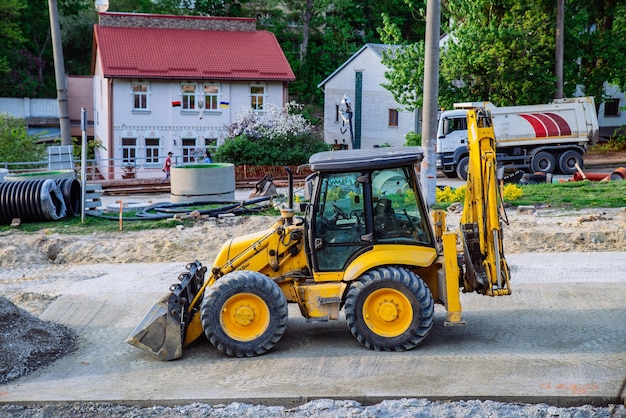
[48, 0, 72, 146]
[420, 0, 441, 207]
[80, 108, 87, 222]
[555, 0, 564, 99]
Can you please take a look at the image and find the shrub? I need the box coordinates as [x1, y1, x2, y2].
[404, 131, 422, 146]
[216, 102, 330, 166]
[215, 133, 329, 166]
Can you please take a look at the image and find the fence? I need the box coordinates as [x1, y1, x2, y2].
[1, 157, 313, 184]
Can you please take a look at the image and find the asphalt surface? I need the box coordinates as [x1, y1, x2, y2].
[0, 252, 625, 407]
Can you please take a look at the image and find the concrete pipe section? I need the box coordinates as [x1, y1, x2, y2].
[4, 169, 76, 182]
[170, 163, 236, 203]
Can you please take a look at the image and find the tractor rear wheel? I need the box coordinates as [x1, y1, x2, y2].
[201, 270, 288, 357]
[345, 266, 434, 351]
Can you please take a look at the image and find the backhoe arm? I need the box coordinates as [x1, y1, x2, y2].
[460, 108, 511, 296]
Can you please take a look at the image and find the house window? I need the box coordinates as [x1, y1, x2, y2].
[250, 85, 265, 110]
[181, 83, 196, 110]
[182, 138, 196, 163]
[203, 84, 220, 110]
[121, 137, 136, 166]
[132, 82, 149, 110]
[145, 138, 160, 164]
[388, 109, 399, 127]
[335, 104, 340, 122]
[605, 99, 621, 117]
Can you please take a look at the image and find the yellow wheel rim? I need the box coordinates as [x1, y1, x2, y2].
[362, 288, 413, 338]
[220, 293, 270, 342]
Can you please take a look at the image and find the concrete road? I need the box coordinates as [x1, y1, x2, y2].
[1, 253, 625, 407]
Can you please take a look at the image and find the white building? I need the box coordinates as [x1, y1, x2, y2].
[92, 12, 295, 179]
[317, 44, 418, 150]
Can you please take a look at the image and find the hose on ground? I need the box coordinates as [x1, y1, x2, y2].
[86, 195, 275, 221]
[0, 179, 68, 225]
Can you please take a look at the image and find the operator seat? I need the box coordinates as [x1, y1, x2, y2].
[374, 198, 395, 238]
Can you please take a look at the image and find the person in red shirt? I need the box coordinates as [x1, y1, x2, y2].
[161, 152, 173, 183]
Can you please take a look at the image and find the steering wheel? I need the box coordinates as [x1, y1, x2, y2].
[332, 203, 348, 220]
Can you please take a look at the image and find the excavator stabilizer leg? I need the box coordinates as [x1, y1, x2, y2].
[126, 292, 183, 361]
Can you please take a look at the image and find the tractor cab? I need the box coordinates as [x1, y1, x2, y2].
[303, 147, 436, 274]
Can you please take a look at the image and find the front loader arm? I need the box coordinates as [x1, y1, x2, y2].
[128, 215, 308, 360]
[460, 108, 511, 296]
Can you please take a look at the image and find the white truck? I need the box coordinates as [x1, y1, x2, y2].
[436, 97, 599, 179]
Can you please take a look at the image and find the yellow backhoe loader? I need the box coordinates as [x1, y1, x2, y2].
[127, 107, 511, 360]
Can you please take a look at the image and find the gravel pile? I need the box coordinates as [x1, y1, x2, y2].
[0, 296, 77, 384]
[1, 398, 624, 417]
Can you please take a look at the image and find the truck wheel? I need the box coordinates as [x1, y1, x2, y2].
[345, 266, 434, 351]
[557, 150, 583, 175]
[201, 270, 288, 357]
[456, 156, 469, 180]
[530, 151, 556, 173]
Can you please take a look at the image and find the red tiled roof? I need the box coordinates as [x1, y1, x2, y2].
[94, 25, 295, 81]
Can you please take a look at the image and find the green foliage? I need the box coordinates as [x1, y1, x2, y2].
[404, 131, 422, 146]
[0, 0, 25, 76]
[0, 114, 46, 163]
[567, 0, 626, 98]
[516, 180, 626, 209]
[378, 15, 425, 111]
[440, 0, 556, 107]
[70, 137, 106, 160]
[214, 133, 330, 166]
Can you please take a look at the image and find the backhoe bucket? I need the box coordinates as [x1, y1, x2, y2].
[127, 292, 183, 361]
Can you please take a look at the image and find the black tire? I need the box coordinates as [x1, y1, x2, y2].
[344, 266, 434, 351]
[530, 151, 556, 173]
[200, 270, 288, 357]
[557, 150, 583, 175]
[456, 156, 469, 180]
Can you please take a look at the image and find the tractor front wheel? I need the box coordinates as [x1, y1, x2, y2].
[201, 270, 288, 357]
[344, 266, 434, 351]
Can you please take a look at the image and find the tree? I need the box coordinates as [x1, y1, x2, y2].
[0, 114, 46, 164]
[0, 0, 25, 76]
[379, 14, 426, 111]
[440, 0, 556, 107]
[566, 0, 626, 100]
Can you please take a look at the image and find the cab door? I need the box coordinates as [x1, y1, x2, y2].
[310, 172, 370, 272]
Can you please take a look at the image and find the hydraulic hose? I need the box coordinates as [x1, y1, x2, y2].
[0, 179, 67, 225]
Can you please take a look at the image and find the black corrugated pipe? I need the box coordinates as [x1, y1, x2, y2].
[55, 178, 81, 217]
[0, 179, 67, 225]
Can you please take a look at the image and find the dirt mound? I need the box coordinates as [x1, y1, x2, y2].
[0, 296, 77, 384]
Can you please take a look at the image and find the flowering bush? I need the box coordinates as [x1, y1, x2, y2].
[217, 102, 328, 166]
[436, 184, 523, 204]
[227, 102, 312, 140]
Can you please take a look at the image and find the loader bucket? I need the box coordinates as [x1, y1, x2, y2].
[127, 292, 183, 361]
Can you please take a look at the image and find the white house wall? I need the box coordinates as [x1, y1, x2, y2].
[92, 73, 287, 179]
[598, 83, 626, 136]
[322, 47, 416, 149]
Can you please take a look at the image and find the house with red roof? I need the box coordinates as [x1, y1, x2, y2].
[92, 12, 295, 179]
